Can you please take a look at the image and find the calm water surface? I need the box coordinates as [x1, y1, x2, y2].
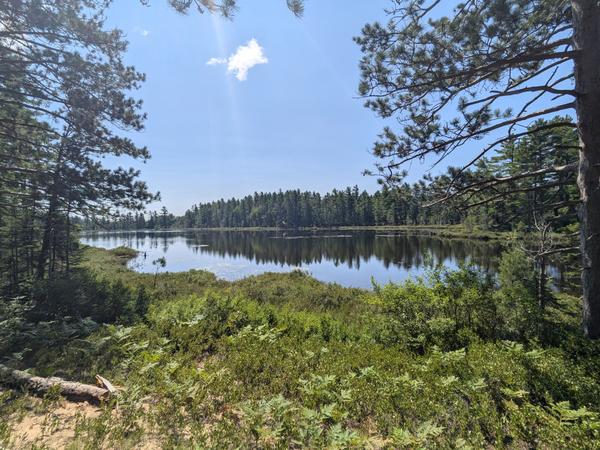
[80, 230, 505, 289]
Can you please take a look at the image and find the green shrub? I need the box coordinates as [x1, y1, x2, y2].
[373, 265, 497, 351]
[495, 248, 540, 340]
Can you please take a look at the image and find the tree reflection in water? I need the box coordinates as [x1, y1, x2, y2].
[81, 230, 565, 288]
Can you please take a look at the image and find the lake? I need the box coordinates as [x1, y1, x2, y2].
[80, 229, 508, 289]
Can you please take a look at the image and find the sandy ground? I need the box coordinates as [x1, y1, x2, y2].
[8, 398, 101, 449]
[5, 395, 166, 449]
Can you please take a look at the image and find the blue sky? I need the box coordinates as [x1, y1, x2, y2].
[105, 1, 573, 215]
[104, 0, 409, 214]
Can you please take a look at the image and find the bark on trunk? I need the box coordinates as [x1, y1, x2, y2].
[573, 0, 600, 338]
[35, 201, 55, 280]
[0, 365, 109, 404]
[537, 257, 547, 311]
[36, 138, 67, 280]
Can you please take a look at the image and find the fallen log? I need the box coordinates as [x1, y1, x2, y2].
[0, 364, 109, 404]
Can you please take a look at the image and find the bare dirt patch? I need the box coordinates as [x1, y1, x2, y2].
[8, 398, 100, 449]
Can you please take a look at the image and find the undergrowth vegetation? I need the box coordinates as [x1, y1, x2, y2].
[1, 246, 599, 448]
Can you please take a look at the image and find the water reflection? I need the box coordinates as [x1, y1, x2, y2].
[80, 230, 504, 289]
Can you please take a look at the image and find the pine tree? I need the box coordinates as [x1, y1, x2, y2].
[356, 0, 600, 338]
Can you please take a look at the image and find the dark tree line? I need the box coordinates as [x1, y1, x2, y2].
[81, 185, 460, 230]
[179, 185, 460, 228]
[82, 207, 177, 231]
[84, 119, 579, 233]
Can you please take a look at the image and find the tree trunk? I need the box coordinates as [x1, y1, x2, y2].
[537, 257, 547, 311]
[65, 204, 71, 274]
[36, 139, 66, 280]
[573, 0, 600, 338]
[0, 365, 110, 404]
[35, 199, 55, 280]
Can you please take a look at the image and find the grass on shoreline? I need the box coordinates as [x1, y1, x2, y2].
[1, 246, 599, 449]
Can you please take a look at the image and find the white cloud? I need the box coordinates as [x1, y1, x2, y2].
[207, 39, 268, 81]
[227, 39, 268, 81]
[206, 57, 227, 66]
[133, 26, 150, 37]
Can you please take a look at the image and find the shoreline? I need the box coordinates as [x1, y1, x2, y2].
[79, 224, 511, 241]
